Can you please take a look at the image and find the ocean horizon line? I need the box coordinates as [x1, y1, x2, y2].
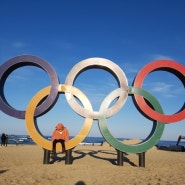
[5, 134, 185, 147]
[6, 134, 182, 142]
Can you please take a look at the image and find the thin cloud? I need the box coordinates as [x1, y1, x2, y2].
[149, 54, 174, 61]
[12, 41, 26, 49]
[147, 82, 184, 98]
[121, 62, 140, 74]
[151, 82, 173, 93]
[57, 41, 74, 49]
[74, 79, 120, 109]
[6, 68, 33, 83]
[119, 62, 141, 85]
[6, 67, 49, 84]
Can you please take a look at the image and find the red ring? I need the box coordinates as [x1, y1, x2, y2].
[133, 59, 185, 123]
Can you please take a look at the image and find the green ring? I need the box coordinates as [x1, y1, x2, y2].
[98, 86, 165, 153]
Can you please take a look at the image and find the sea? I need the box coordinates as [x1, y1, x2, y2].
[5, 135, 185, 148]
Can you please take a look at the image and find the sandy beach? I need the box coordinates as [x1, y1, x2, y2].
[1, 143, 185, 185]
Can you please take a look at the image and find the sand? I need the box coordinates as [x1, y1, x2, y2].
[1, 142, 185, 185]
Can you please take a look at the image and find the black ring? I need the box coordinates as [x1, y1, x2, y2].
[0, 55, 59, 119]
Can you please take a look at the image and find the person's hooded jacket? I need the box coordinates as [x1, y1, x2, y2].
[51, 123, 69, 141]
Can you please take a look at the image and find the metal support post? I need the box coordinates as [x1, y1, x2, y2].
[43, 149, 50, 164]
[65, 149, 72, 165]
[138, 152, 145, 167]
[117, 150, 123, 166]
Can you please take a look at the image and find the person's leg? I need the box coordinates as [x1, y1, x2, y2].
[52, 139, 58, 154]
[3, 139, 5, 146]
[59, 139, 66, 152]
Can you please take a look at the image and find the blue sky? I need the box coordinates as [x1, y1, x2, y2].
[0, 0, 185, 141]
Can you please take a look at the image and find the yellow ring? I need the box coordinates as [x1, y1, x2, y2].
[25, 84, 93, 151]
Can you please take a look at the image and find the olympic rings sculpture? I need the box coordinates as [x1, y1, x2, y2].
[0, 55, 184, 153]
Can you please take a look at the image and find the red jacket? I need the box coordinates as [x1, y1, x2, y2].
[52, 123, 69, 141]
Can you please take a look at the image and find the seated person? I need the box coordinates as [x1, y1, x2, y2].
[51, 123, 69, 155]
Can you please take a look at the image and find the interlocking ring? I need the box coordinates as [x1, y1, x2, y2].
[25, 84, 93, 150]
[133, 59, 185, 123]
[0, 55, 59, 119]
[65, 58, 128, 119]
[99, 87, 165, 153]
[1, 55, 184, 154]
